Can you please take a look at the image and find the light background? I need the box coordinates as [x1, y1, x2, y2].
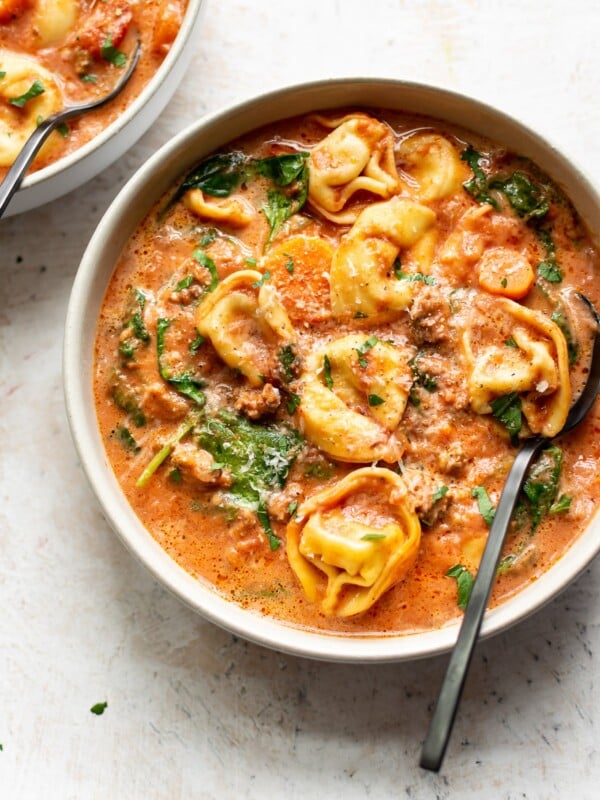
[1, 1, 598, 797]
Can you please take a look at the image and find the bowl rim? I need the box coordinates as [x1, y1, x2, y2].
[15, 0, 205, 192]
[64, 76, 600, 663]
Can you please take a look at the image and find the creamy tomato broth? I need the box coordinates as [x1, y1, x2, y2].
[94, 108, 600, 635]
[0, 0, 188, 176]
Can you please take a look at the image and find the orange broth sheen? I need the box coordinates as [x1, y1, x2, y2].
[93, 108, 600, 635]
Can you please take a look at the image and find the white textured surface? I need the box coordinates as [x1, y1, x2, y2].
[0, 0, 598, 796]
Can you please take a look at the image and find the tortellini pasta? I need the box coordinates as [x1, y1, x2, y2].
[196, 270, 295, 387]
[308, 113, 401, 224]
[397, 132, 469, 201]
[33, 0, 79, 47]
[330, 196, 436, 321]
[297, 334, 411, 463]
[184, 188, 255, 228]
[286, 468, 421, 617]
[0, 50, 63, 167]
[461, 295, 571, 437]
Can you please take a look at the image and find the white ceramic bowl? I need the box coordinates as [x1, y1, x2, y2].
[5, 0, 205, 217]
[64, 78, 600, 663]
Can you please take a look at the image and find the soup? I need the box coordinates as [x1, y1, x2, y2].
[93, 108, 600, 635]
[0, 0, 188, 176]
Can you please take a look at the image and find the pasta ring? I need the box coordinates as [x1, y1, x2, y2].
[286, 467, 421, 617]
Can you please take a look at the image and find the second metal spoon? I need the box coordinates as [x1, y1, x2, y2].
[420, 293, 600, 772]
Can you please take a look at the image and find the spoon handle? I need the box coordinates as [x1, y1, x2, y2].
[0, 117, 61, 218]
[420, 434, 547, 772]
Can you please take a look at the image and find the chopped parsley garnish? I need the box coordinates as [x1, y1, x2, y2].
[355, 336, 378, 368]
[80, 73, 98, 83]
[168, 467, 182, 483]
[9, 79, 45, 107]
[446, 564, 474, 610]
[156, 318, 206, 406]
[0, 71, 6, 79]
[284, 254, 295, 274]
[252, 270, 271, 288]
[199, 228, 217, 248]
[323, 354, 334, 388]
[368, 393, 384, 406]
[101, 35, 127, 67]
[361, 533, 386, 541]
[90, 701, 108, 716]
[505, 336, 518, 348]
[432, 485, 449, 504]
[471, 485, 496, 525]
[197, 411, 302, 550]
[490, 392, 522, 445]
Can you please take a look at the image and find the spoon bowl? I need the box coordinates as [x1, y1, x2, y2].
[420, 292, 600, 771]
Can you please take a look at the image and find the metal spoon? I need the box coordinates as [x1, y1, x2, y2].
[0, 39, 141, 218]
[420, 293, 600, 772]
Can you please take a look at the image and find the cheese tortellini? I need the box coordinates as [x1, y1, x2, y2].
[397, 132, 469, 201]
[196, 270, 294, 387]
[298, 334, 411, 463]
[286, 468, 421, 617]
[184, 188, 255, 228]
[0, 50, 63, 167]
[461, 296, 571, 437]
[308, 113, 401, 223]
[33, 0, 79, 46]
[330, 196, 436, 320]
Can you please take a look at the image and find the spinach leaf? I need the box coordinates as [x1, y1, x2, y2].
[409, 355, 437, 393]
[489, 171, 549, 220]
[460, 146, 500, 209]
[156, 318, 206, 406]
[114, 425, 140, 453]
[192, 249, 219, 293]
[355, 336, 379, 368]
[179, 151, 249, 198]
[368, 394, 384, 406]
[521, 445, 564, 531]
[254, 153, 308, 187]
[111, 374, 146, 427]
[446, 564, 474, 610]
[394, 266, 436, 285]
[196, 411, 303, 550]
[536, 228, 563, 284]
[471, 485, 496, 525]
[432, 485, 449, 504]
[490, 392, 522, 445]
[278, 344, 297, 383]
[551, 305, 579, 365]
